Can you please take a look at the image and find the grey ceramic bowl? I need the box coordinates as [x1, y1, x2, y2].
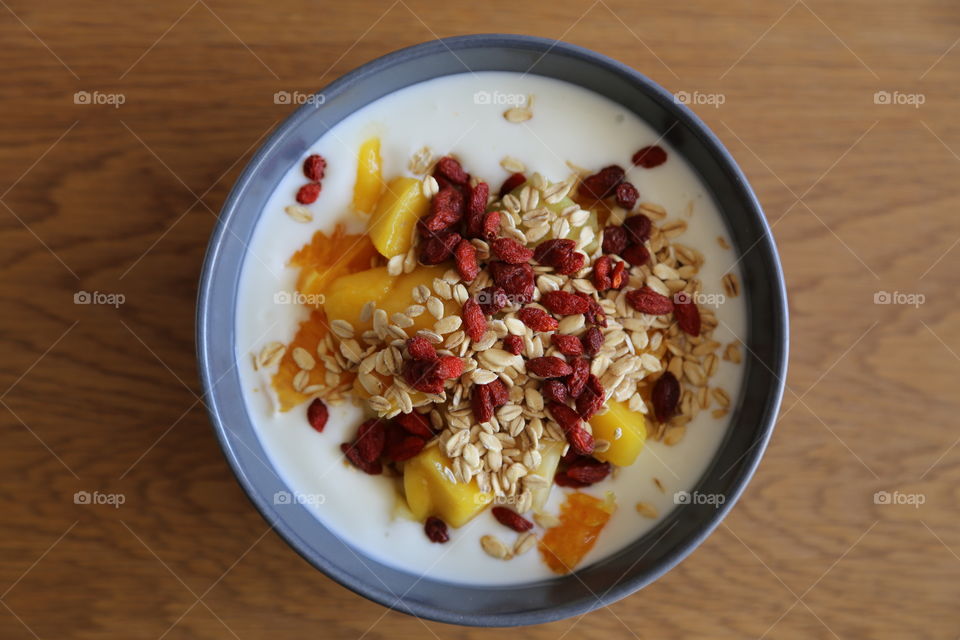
[197, 34, 788, 627]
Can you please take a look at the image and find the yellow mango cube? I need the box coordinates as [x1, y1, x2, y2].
[353, 137, 383, 215]
[589, 400, 647, 467]
[368, 176, 429, 258]
[380, 266, 456, 333]
[323, 267, 395, 332]
[403, 445, 492, 528]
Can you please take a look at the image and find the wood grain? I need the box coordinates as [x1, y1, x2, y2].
[2, 0, 960, 637]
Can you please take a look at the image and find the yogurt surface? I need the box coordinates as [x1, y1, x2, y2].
[235, 71, 746, 585]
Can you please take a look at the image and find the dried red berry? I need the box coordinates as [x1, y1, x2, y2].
[592, 256, 612, 290]
[420, 187, 463, 234]
[560, 458, 611, 486]
[434, 156, 469, 185]
[503, 334, 524, 355]
[487, 379, 510, 407]
[610, 260, 627, 289]
[454, 239, 479, 282]
[624, 214, 652, 243]
[551, 333, 583, 356]
[541, 379, 569, 404]
[489, 262, 535, 303]
[424, 516, 450, 543]
[464, 181, 490, 238]
[403, 359, 444, 394]
[406, 336, 437, 361]
[462, 298, 486, 342]
[615, 182, 639, 209]
[296, 182, 321, 204]
[602, 226, 628, 255]
[384, 424, 426, 462]
[578, 165, 625, 200]
[533, 239, 576, 266]
[575, 374, 605, 419]
[583, 295, 607, 328]
[481, 210, 501, 240]
[340, 442, 382, 475]
[491, 237, 534, 264]
[499, 172, 526, 198]
[632, 145, 667, 169]
[492, 506, 533, 532]
[306, 398, 328, 432]
[554, 251, 585, 276]
[302, 154, 327, 181]
[477, 286, 509, 315]
[472, 384, 494, 423]
[419, 231, 461, 265]
[652, 371, 680, 423]
[566, 359, 590, 397]
[527, 356, 573, 378]
[547, 401, 581, 432]
[566, 424, 595, 456]
[517, 307, 558, 332]
[344, 419, 385, 468]
[673, 294, 701, 336]
[394, 411, 434, 438]
[626, 286, 674, 315]
[621, 243, 650, 267]
[541, 291, 591, 316]
[582, 327, 603, 356]
[435, 355, 464, 380]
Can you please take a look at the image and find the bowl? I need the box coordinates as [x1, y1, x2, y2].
[197, 33, 788, 627]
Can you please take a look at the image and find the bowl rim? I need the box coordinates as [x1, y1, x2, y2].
[197, 33, 789, 627]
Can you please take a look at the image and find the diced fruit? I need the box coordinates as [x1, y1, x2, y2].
[403, 445, 493, 528]
[324, 267, 395, 332]
[271, 310, 354, 411]
[378, 265, 453, 333]
[353, 137, 383, 215]
[530, 441, 565, 511]
[291, 225, 379, 307]
[539, 492, 616, 574]
[369, 176, 429, 258]
[589, 399, 647, 467]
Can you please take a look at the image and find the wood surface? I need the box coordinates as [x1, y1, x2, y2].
[2, 0, 959, 637]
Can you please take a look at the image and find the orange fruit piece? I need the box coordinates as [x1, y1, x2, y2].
[290, 224, 380, 307]
[538, 492, 616, 574]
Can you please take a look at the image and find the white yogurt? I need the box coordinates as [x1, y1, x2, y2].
[235, 72, 746, 585]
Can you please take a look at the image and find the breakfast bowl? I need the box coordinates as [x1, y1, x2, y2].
[197, 34, 788, 626]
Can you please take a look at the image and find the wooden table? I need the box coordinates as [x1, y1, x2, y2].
[2, 0, 958, 637]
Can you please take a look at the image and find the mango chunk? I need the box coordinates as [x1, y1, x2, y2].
[403, 445, 492, 528]
[290, 225, 379, 308]
[589, 400, 647, 467]
[353, 137, 383, 215]
[531, 441, 565, 511]
[271, 310, 354, 411]
[379, 266, 456, 333]
[323, 267, 395, 332]
[369, 176, 429, 259]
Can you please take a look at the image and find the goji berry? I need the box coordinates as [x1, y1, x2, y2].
[463, 181, 490, 238]
[602, 226, 628, 255]
[424, 516, 450, 543]
[491, 237, 533, 264]
[406, 336, 437, 361]
[584, 296, 607, 328]
[558, 457, 611, 486]
[592, 256, 612, 290]
[296, 182, 321, 204]
[673, 294, 701, 336]
[492, 506, 533, 532]
[419, 231, 461, 265]
[615, 182, 639, 209]
[621, 243, 650, 267]
[541, 290, 590, 315]
[624, 214, 652, 243]
[517, 307, 558, 332]
[306, 398, 328, 432]
[403, 359, 444, 394]
[385, 434, 426, 462]
[302, 154, 327, 181]
[554, 251, 585, 275]
[547, 401, 581, 432]
[582, 327, 603, 356]
[652, 371, 680, 423]
[344, 419, 385, 466]
[527, 356, 573, 378]
[533, 239, 576, 266]
[541, 379, 568, 404]
[575, 374, 605, 419]
[489, 261, 535, 302]
[341, 442, 382, 475]
[486, 379, 510, 407]
[482, 210, 501, 240]
[566, 359, 590, 397]
[434, 156, 469, 185]
[626, 286, 674, 315]
[420, 187, 463, 234]
[551, 333, 583, 356]
[454, 239, 479, 282]
[632, 145, 667, 169]
[472, 384, 494, 423]
[394, 411, 434, 438]
[477, 286, 508, 315]
[566, 424, 595, 456]
[499, 172, 526, 198]
[610, 260, 627, 289]
[503, 334, 524, 355]
[462, 298, 486, 342]
[578, 165, 625, 200]
[435, 355, 464, 380]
